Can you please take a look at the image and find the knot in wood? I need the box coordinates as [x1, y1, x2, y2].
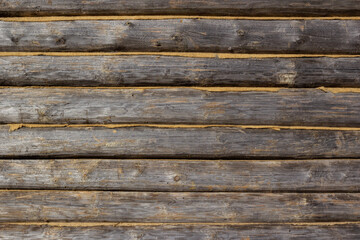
[171, 34, 183, 42]
[237, 30, 245, 36]
[56, 37, 66, 45]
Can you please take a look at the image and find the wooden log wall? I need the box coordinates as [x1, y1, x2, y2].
[0, 1, 360, 239]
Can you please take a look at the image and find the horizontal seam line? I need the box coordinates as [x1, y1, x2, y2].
[3, 190, 360, 193]
[0, 52, 360, 58]
[0, 157, 357, 160]
[0, 86, 286, 91]
[2, 16, 360, 21]
[0, 86, 359, 94]
[2, 222, 360, 226]
[5, 124, 360, 131]
[0, 189, 359, 193]
[0, 158, 358, 161]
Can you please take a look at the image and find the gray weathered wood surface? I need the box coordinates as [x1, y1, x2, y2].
[0, 0, 359, 238]
[1, 0, 360, 17]
[1, 20, 360, 53]
[1, 56, 360, 87]
[2, 87, 360, 127]
[1, 126, 360, 159]
[0, 223, 359, 240]
[1, 159, 359, 191]
[0, 191, 359, 222]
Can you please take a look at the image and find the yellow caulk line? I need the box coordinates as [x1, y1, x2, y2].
[2, 16, 360, 22]
[6, 124, 360, 132]
[0, 52, 360, 58]
[317, 87, 360, 93]
[0, 86, 284, 92]
[0, 158, 356, 162]
[2, 86, 360, 93]
[3, 221, 360, 227]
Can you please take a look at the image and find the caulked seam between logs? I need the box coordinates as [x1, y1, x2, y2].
[0, 86, 359, 93]
[2, 16, 360, 21]
[1, 188, 359, 193]
[3, 222, 360, 227]
[0, 158, 355, 162]
[0, 86, 283, 92]
[1, 52, 360, 58]
[6, 124, 360, 132]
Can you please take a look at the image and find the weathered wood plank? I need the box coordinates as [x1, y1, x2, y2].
[1, 0, 360, 17]
[2, 87, 360, 127]
[0, 191, 359, 222]
[1, 159, 359, 191]
[0, 19, 360, 53]
[2, 56, 360, 87]
[1, 126, 360, 159]
[1, 223, 359, 240]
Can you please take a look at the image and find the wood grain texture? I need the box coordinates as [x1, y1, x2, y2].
[1, 126, 360, 159]
[0, 191, 359, 222]
[1, 0, 360, 17]
[1, 19, 360, 54]
[2, 56, 360, 87]
[1, 223, 359, 240]
[1, 159, 359, 192]
[1, 87, 360, 127]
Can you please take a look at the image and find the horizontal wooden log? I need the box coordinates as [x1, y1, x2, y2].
[1, 0, 360, 17]
[1, 223, 359, 239]
[1, 125, 360, 159]
[0, 19, 360, 53]
[0, 191, 359, 222]
[1, 56, 360, 87]
[1, 87, 360, 127]
[1, 159, 359, 191]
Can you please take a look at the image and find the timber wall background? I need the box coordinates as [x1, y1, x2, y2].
[0, 1, 360, 239]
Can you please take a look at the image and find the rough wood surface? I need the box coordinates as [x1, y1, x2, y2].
[0, 223, 359, 240]
[1, 20, 360, 54]
[2, 56, 360, 87]
[1, 0, 360, 17]
[0, 191, 360, 222]
[1, 159, 359, 192]
[1, 125, 360, 159]
[1, 87, 360, 127]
